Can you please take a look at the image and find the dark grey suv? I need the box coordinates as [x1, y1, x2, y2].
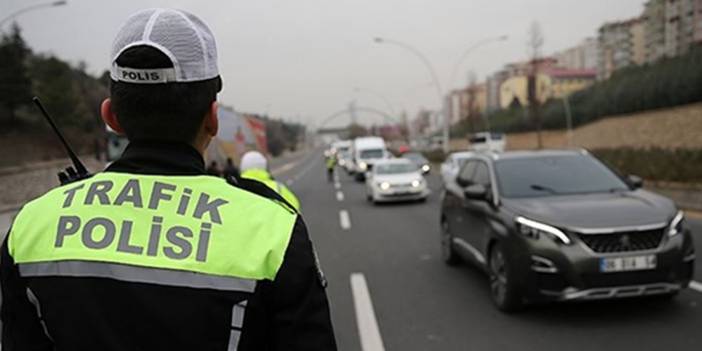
[440, 150, 695, 312]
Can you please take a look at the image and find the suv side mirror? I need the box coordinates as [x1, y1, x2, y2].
[627, 175, 643, 189]
[464, 184, 489, 201]
[456, 175, 470, 187]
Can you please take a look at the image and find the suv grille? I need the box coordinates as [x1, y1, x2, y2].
[577, 229, 665, 253]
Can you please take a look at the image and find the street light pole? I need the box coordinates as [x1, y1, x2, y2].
[353, 87, 397, 117]
[448, 35, 508, 90]
[374, 37, 449, 154]
[562, 95, 574, 147]
[0, 1, 67, 28]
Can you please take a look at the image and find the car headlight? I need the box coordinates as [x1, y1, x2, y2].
[359, 162, 368, 171]
[422, 164, 430, 172]
[411, 179, 422, 188]
[379, 182, 390, 190]
[339, 159, 346, 166]
[515, 216, 571, 245]
[668, 211, 685, 236]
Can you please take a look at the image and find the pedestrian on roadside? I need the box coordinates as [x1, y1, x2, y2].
[206, 160, 222, 176]
[0, 8, 336, 351]
[240, 151, 300, 211]
[223, 157, 240, 181]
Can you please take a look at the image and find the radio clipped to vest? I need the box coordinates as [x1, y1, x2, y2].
[32, 97, 92, 185]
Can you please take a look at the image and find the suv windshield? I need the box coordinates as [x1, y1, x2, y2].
[360, 149, 384, 159]
[495, 154, 629, 198]
[375, 163, 417, 174]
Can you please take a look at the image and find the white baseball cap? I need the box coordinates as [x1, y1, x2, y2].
[110, 8, 219, 84]
[240, 151, 268, 172]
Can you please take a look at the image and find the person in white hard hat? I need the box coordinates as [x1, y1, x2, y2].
[240, 151, 301, 211]
[0, 8, 335, 351]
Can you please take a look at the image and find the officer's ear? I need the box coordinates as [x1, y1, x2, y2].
[204, 101, 218, 137]
[101, 98, 125, 135]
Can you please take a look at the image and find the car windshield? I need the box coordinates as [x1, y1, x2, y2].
[469, 135, 487, 143]
[360, 149, 384, 159]
[375, 163, 417, 174]
[495, 154, 629, 198]
[456, 157, 470, 169]
[403, 153, 427, 163]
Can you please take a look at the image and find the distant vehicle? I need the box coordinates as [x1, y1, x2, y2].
[468, 132, 505, 152]
[330, 140, 353, 169]
[402, 152, 431, 174]
[351, 136, 389, 181]
[366, 158, 429, 204]
[440, 150, 694, 312]
[440, 151, 475, 185]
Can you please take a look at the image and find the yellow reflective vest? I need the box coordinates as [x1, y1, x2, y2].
[241, 169, 301, 211]
[9, 172, 298, 281]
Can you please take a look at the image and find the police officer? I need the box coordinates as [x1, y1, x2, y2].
[0, 8, 336, 351]
[325, 153, 336, 182]
[240, 151, 301, 211]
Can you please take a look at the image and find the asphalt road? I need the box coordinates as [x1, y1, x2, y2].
[2, 149, 702, 350]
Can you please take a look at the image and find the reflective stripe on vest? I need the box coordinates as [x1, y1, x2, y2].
[9, 172, 297, 282]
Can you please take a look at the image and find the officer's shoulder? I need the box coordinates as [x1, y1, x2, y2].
[228, 177, 297, 214]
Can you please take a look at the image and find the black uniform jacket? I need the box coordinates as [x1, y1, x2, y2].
[0, 141, 337, 351]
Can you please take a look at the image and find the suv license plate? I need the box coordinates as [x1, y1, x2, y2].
[600, 255, 657, 273]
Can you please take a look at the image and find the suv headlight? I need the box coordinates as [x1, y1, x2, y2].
[411, 179, 421, 188]
[422, 164, 430, 172]
[359, 162, 368, 171]
[515, 216, 571, 245]
[668, 211, 685, 236]
[378, 182, 390, 190]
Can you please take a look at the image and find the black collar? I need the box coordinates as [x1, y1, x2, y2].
[106, 140, 206, 176]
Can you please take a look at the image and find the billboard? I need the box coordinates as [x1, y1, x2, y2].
[205, 106, 268, 165]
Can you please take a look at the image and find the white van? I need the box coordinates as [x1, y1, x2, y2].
[351, 136, 388, 181]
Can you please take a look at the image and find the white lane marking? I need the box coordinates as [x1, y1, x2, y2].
[689, 281, 702, 293]
[339, 210, 351, 230]
[350, 273, 386, 351]
[271, 161, 298, 176]
[334, 182, 341, 189]
[336, 191, 345, 202]
[287, 154, 321, 185]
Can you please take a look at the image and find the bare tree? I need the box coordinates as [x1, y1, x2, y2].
[527, 21, 544, 149]
[464, 71, 478, 133]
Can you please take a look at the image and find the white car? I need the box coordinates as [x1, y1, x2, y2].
[440, 151, 475, 185]
[468, 132, 506, 152]
[366, 159, 429, 203]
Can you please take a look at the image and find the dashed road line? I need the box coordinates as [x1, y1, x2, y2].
[689, 281, 702, 293]
[284, 153, 322, 186]
[350, 273, 386, 351]
[339, 210, 351, 230]
[334, 182, 341, 189]
[271, 160, 299, 176]
[336, 191, 345, 202]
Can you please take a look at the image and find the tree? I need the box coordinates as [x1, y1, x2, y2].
[29, 55, 82, 126]
[0, 23, 32, 128]
[527, 21, 544, 148]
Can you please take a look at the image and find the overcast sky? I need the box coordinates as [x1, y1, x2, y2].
[2, 0, 644, 127]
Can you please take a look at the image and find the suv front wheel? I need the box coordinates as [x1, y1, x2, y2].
[488, 242, 523, 313]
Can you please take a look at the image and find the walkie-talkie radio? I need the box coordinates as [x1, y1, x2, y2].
[32, 97, 92, 185]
